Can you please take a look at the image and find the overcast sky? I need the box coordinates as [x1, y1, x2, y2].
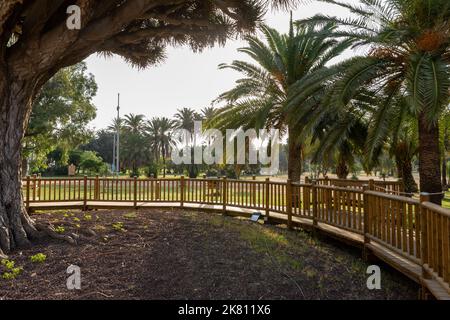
[85, 1, 353, 130]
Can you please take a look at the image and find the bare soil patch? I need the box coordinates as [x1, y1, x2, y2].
[0, 209, 418, 300]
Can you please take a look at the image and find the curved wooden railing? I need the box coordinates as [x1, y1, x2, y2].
[315, 177, 404, 194]
[22, 175, 449, 299]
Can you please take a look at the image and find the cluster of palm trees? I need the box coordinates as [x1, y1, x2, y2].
[107, 107, 216, 177]
[211, 0, 450, 204]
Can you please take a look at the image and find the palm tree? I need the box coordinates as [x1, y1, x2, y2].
[122, 114, 146, 175]
[298, 0, 450, 203]
[201, 107, 217, 124]
[107, 117, 123, 133]
[174, 108, 201, 133]
[146, 117, 175, 177]
[123, 114, 145, 134]
[212, 16, 351, 181]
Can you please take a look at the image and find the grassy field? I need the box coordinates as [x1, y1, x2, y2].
[444, 192, 450, 209]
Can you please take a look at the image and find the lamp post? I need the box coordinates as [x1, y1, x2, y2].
[116, 93, 120, 176]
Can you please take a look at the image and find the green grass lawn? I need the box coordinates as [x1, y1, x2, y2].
[443, 191, 450, 209]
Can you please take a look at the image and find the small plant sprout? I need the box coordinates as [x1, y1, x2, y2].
[55, 226, 65, 234]
[73, 217, 81, 222]
[30, 253, 47, 263]
[124, 212, 137, 219]
[112, 222, 126, 232]
[84, 214, 92, 221]
[1, 259, 23, 280]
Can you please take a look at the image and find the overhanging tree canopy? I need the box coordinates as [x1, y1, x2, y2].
[0, 0, 295, 257]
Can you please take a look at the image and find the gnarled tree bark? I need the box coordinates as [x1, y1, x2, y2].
[0, 66, 41, 255]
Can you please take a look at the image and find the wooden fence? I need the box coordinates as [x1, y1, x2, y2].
[22, 175, 449, 299]
[315, 177, 404, 194]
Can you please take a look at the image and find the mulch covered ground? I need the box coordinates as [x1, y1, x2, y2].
[0, 209, 419, 300]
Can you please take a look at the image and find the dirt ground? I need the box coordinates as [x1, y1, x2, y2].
[0, 209, 419, 300]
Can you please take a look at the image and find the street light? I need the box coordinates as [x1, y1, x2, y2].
[116, 93, 120, 176]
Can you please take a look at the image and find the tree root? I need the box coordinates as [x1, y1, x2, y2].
[34, 223, 77, 245]
[34, 222, 102, 246]
[0, 248, 7, 259]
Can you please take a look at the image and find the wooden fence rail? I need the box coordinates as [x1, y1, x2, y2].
[316, 177, 404, 194]
[22, 176, 449, 299]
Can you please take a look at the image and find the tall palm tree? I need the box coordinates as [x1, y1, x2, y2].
[146, 117, 175, 177]
[174, 108, 201, 133]
[123, 114, 145, 134]
[122, 114, 146, 175]
[174, 108, 202, 177]
[212, 16, 351, 181]
[107, 117, 123, 133]
[298, 0, 450, 203]
[201, 106, 217, 124]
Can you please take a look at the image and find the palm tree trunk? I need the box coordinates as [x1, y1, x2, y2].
[336, 155, 349, 179]
[396, 159, 418, 194]
[162, 145, 166, 178]
[287, 125, 302, 182]
[418, 112, 442, 204]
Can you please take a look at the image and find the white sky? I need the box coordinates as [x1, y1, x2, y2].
[85, 1, 354, 130]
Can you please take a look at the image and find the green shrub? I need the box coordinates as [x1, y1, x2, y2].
[112, 222, 126, 232]
[30, 253, 47, 263]
[145, 163, 159, 178]
[1, 259, 23, 280]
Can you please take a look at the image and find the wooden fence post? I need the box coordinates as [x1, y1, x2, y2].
[202, 175, 207, 202]
[26, 175, 30, 211]
[252, 175, 256, 207]
[94, 175, 99, 200]
[83, 175, 88, 211]
[222, 176, 227, 215]
[305, 177, 311, 214]
[363, 180, 375, 261]
[180, 176, 185, 208]
[312, 180, 318, 227]
[264, 178, 270, 224]
[419, 192, 431, 299]
[32, 174, 37, 202]
[363, 184, 370, 259]
[286, 179, 293, 229]
[133, 176, 138, 209]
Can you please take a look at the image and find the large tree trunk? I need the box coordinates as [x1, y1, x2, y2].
[287, 125, 302, 182]
[0, 70, 41, 257]
[442, 156, 448, 189]
[418, 113, 443, 205]
[396, 158, 418, 194]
